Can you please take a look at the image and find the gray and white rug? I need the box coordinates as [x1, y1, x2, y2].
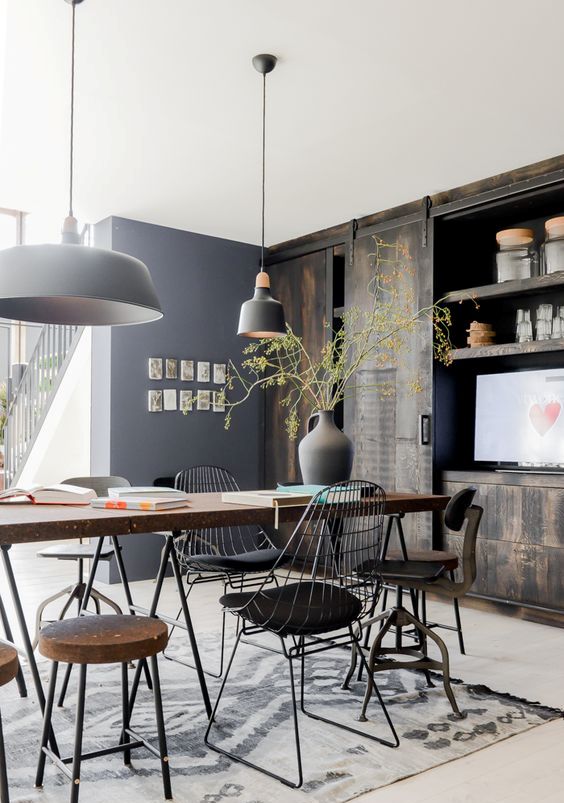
[1, 633, 560, 803]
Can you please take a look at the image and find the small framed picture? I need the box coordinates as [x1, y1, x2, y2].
[180, 390, 193, 413]
[197, 390, 210, 411]
[166, 359, 178, 380]
[181, 360, 194, 381]
[148, 390, 162, 412]
[213, 391, 225, 413]
[197, 361, 210, 383]
[163, 389, 177, 411]
[213, 363, 226, 385]
[148, 358, 162, 380]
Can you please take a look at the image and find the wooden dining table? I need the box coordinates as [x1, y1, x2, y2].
[0, 489, 449, 733]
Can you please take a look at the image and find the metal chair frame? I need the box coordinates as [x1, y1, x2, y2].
[205, 480, 399, 789]
[164, 465, 281, 678]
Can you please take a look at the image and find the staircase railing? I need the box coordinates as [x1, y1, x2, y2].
[3, 324, 84, 486]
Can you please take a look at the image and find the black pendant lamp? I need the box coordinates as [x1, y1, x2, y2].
[0, 0, 162, 326]
[237, 54, 286, 338]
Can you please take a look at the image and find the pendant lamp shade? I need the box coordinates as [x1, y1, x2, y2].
[237, 272, 285, 338]
[0, 0, 162, 327]
[237, 54, 286, 338]
[0, 244, 162, 326]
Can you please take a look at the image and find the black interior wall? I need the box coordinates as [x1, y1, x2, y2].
[92, 216, 263, 581]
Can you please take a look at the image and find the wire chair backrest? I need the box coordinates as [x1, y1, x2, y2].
[240, 481, 386, 633]
[173, 465, 270, 566]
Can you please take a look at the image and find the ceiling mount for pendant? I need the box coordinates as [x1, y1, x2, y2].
[252, 54, 277, 75]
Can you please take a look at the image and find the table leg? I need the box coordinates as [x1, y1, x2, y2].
[0, 545, 59, 756]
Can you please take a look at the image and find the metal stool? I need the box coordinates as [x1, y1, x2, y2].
[0, 644, 19, 802]
[36, 615, 172, 803]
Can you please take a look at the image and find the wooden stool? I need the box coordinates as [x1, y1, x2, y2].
[0, 644, 19, 803]
[35, 615, 171, 803]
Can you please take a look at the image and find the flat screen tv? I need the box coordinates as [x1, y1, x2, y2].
[475, 367, 564, 467]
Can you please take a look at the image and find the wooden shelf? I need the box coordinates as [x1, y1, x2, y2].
[443, 271, 564, 303]
[450, 337, 564, 360]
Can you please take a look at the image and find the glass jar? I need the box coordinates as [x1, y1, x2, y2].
[542, 216, 564, 274]
[495, 228, 537, 282]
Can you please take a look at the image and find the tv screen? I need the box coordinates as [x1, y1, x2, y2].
[475, 367, 564, 466]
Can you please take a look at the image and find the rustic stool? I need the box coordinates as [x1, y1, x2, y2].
[0, 644, 19, 803]
[35, 615, 171, 803]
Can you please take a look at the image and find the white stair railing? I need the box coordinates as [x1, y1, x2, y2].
[3, 325, 84, 486]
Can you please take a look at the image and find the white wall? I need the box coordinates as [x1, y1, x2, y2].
[19, 328, 92, 486]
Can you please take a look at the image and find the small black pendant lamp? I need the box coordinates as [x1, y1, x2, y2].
[237, 54, 286, 338]
[0, 0, 162, 326]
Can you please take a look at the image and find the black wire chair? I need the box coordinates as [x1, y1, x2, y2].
[204, 480, 399, 789]
[166, 466, 285, 677]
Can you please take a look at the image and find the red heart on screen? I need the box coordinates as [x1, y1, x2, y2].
[529, 402, 561, 436]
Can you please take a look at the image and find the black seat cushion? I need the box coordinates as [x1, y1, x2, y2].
[185, 547, 285, 573]
[382, 559, 446, 583]
[220, 581, 362, 636]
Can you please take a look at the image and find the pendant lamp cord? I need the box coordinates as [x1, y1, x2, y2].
[260, 72, 266, 272]
[68, 0, 76, 218]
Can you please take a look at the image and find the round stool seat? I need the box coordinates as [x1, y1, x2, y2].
[0, 644, 19, 687]
[386, 549, 458, 572]
[39, 615, 168, 665]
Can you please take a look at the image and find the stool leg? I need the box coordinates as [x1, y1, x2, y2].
[121, 663, 131, 765]
[0, 710, 9, 803]
[70, 664, 87, 803]
[150, 655, 172, 800]
[35, 661, 59, 788]
[57, 662, 74, 708]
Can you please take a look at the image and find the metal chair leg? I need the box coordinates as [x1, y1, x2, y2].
[450, 571, 466, 654]
[0, 711, 9, 803]
[70, 664, 87, 803]
[89, 588, 123, 615]
[121, 663, 131, 765]
[35, 661, 59, 788]
[57, 662, 74, 708]
[205, 630, 304, 788]
[149, 655, 172, 800]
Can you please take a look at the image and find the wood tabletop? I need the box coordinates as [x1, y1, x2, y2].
[0, 491, 449, 545]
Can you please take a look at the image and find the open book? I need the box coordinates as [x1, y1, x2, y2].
[0, 484, 97, 505]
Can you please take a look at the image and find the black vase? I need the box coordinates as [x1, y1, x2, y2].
[298, 410, 354, 486]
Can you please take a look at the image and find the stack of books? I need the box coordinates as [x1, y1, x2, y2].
[91, 486, 190, 511]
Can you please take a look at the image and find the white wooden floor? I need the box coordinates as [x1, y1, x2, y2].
[2, 541, 563, 802]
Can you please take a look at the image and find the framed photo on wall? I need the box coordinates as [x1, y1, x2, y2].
[213, 363, 226, 384]
[148, 390, 163, 412]
[148, 358, 162, 380]
[180, 390, 193, 412]
[197, 390, 211, 410]
[197, 362, 210, 382]
[163, 389, 177, 411]
[213, 391, 225, 413]
[181, 360, 194, 381]
[166, 359, 178, 380]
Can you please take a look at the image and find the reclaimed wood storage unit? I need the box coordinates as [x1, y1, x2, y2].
[266, 154, 564, 626]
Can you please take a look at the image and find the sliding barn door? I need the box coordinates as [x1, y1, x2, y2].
[344, 216, 434, 549]
[264, 249, 330, 487]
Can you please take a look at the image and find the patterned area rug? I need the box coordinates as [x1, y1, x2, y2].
[1, 633, 560, 803]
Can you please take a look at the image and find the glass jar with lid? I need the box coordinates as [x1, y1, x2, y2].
[542, 216, 564, 274]
[495, 228, 538, 282]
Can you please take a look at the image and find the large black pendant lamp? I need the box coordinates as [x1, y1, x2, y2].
[0, 0, 162, 326]
[237, 54, 286, 338]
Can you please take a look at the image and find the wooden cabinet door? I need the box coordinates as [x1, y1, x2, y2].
[344, 216, 434, 550]
[264, 250, 330, 487]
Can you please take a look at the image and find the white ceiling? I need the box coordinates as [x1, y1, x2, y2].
[1, 0, 564, 246]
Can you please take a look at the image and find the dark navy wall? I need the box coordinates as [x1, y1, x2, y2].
[92, 216, 263, 580]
